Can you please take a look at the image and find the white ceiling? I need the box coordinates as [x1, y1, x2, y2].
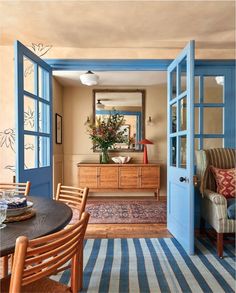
[0, 1, 235, 59]
[53, 71, 167, 86]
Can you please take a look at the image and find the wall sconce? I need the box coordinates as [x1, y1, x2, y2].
[84, 116, 91, 126]
[147, 116, 153, 126]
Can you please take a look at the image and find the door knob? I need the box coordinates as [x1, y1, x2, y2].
[179, 176, 187, 182]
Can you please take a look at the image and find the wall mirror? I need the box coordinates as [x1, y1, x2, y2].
[93, 89, 145, 152]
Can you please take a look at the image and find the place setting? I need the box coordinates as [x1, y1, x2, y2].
[0, 191, 35, 228]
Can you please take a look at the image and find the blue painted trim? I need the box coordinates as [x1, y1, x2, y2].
[45, 58, 235, 71]
[195, 134, 224, 138]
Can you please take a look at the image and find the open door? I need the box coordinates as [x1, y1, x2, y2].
[167, 41, 195, 254]
[15, 41, 52, 197]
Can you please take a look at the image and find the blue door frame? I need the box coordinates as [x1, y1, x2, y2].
[15, 41, 53, 197]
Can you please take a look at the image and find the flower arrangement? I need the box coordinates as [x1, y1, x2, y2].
[87, 111, 128, 163]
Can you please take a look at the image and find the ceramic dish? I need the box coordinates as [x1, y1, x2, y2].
[111, 156, 131, 164]
[7, 201, 34, 217]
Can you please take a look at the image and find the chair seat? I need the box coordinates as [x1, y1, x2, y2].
[0, 276, 71, 293]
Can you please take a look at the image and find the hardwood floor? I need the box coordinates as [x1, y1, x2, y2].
[85, 223, 172, 239]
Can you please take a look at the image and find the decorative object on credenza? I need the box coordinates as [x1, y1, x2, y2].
[80, 70, 99, 86]
[87, 110, 128, 163]
[138, 138, 154, 164]
[112, 156, 131, 164]
[55, 114, 62, 144]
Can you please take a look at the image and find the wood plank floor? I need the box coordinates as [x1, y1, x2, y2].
[85, 223, 172, 239]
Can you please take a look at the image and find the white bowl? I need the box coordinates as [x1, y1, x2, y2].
[112, 156, 131, 164]
[7, 201, 34, 217]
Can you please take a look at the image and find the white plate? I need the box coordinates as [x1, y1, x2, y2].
[7, 201, 34, 217]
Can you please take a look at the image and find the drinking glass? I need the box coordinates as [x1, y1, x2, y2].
[0, 204, 7, 229]
[3, 190, 15, 201]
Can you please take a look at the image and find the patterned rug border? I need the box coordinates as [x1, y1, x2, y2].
[86, 199, 167, 224]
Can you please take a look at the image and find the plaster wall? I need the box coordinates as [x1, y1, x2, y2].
[62, 85, 167, 197]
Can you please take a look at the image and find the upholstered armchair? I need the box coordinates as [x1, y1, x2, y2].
[195, 148, 236, 258]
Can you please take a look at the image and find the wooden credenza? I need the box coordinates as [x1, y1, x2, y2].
[77, 163, 160, 198]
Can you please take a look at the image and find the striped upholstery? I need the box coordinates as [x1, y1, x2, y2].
[195, 148, 236, 194]
[195, 148, 236, 233]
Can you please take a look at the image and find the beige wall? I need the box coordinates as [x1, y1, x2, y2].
[62, 85, 167, 197]
[52, 78, 63, 195]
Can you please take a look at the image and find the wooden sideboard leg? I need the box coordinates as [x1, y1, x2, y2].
[154, 189, 160, 201]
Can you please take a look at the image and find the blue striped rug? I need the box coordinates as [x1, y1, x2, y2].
[52, 238, 235, 293]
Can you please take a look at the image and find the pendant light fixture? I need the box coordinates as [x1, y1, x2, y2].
[80, 70, 99, 86]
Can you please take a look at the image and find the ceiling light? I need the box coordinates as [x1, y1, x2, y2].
[96, 100, 105, 110]
[80, 70, 99, 86]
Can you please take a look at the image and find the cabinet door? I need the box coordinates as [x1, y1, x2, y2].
[98, 167, 119, 188]
[140, 166, 160, 188]
[79, 167, 98, 188]
[119, 167, 140, 188]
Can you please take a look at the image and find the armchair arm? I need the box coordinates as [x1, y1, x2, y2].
[204, 189, 227, 205]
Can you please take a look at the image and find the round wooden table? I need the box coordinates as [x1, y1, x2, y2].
[0, 196, 72, 256]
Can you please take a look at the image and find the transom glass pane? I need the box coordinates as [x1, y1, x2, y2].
[23, 57, 36, 94]
[24, 135, 37, 169]
[204, 76, 224, 103]
[204, 107, 223, 134]
[24, 96, 37, 131]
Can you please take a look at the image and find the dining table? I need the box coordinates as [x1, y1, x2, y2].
[0, 196, 73, 257]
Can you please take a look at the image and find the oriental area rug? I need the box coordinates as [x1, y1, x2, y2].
[85, 199, 166, 224]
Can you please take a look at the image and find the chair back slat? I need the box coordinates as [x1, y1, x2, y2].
[0, 181, 31, 196]
[56, 184, 89, 220]
[9, 212, 89, 293]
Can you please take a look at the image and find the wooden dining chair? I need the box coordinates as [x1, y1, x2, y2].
[55, 183, 89, 225]
[0, 181, 31, 196]
[0, 181, 31, 278]
[0, 212, 90, 293]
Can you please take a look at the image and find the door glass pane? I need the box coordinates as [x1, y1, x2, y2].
[170, 137, 177, 167]
[179, 58, 187, 94]
[38, 67, 50, 101]
[39, 136, 50, 167]
[171, 103, 177, 133]
[204, 76, 224, 103]
[24, 96, 37, 131]
[195, 76, 200, 103]
[24, 135, 37, 169]
[179, 136, 187, 169]
[194, 107, 199, 134]
[204, 107, 223, 134]
[171, 68, 177, 99]
[180, 97, 187, 131]
[23, 57, 36, 94]
[203, 138, 223, 149]
[195, 138, 200, 151]
[39, 102, 50, 133]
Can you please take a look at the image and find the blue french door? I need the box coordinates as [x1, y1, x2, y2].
[167, 41, 195, 254]
[15, 41, 52, 197]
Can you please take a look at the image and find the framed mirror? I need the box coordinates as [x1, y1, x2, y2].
[93, 89, 145, 152]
